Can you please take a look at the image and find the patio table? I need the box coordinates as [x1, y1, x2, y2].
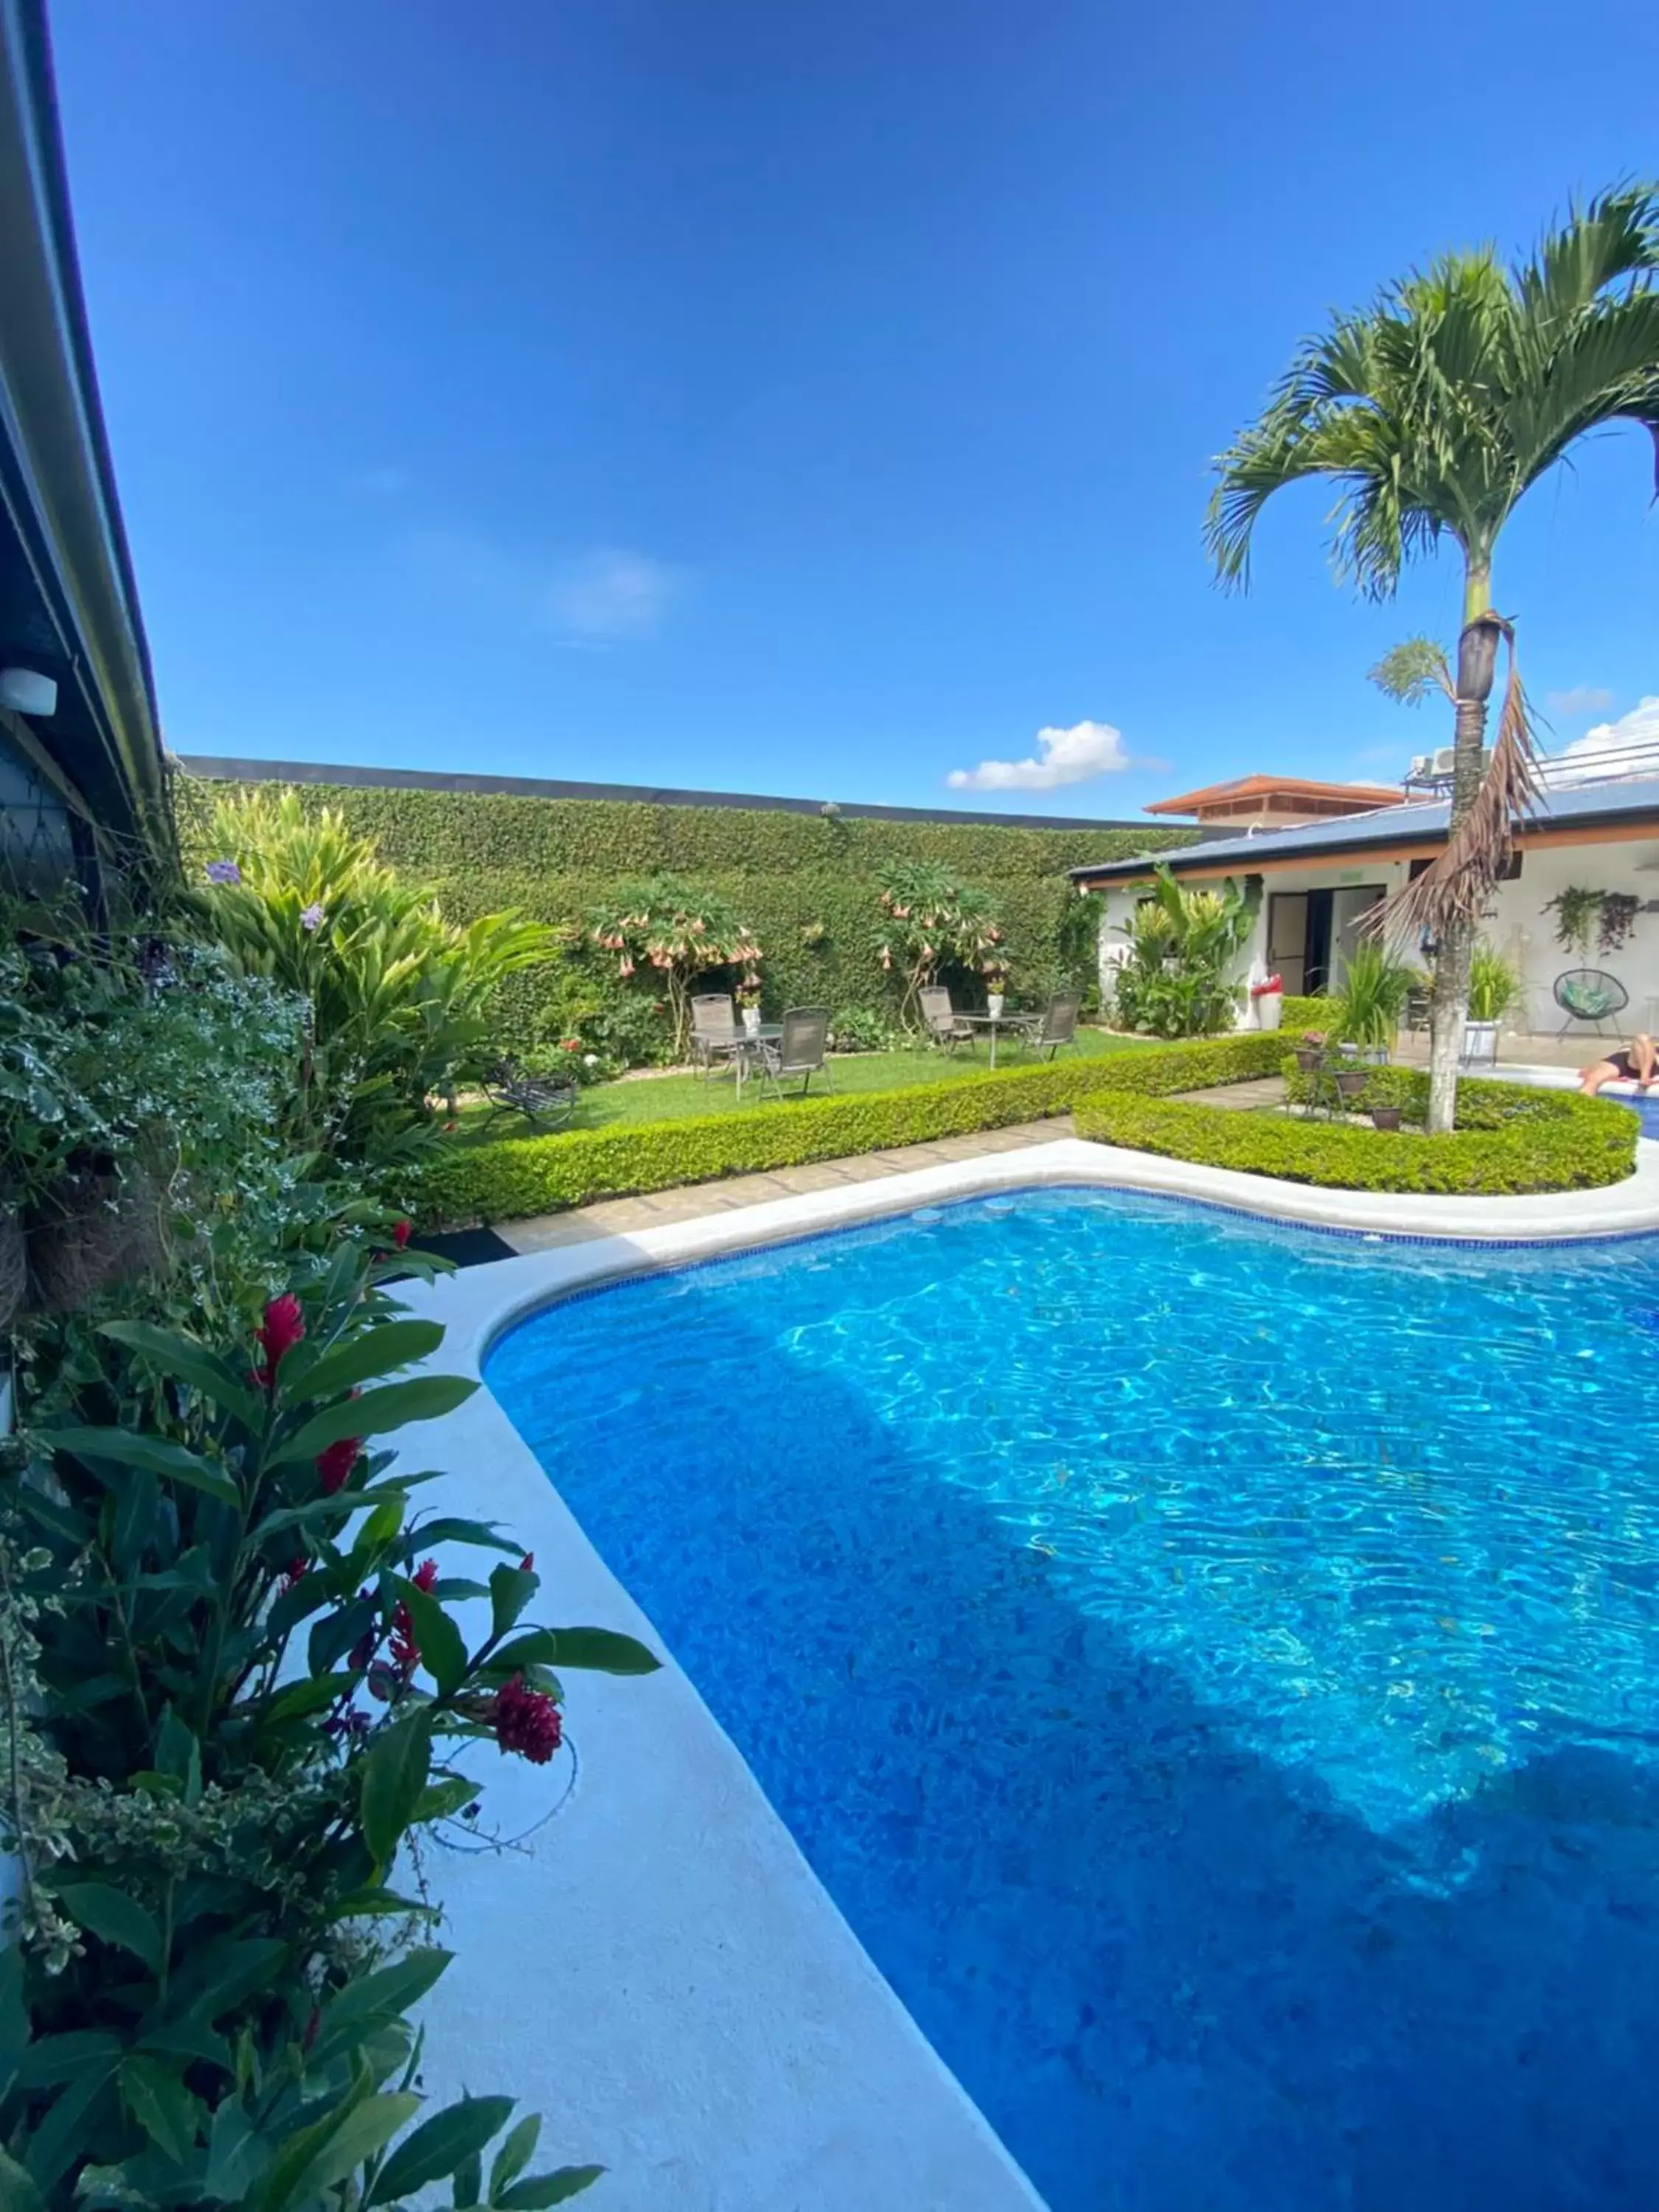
[961, 1011, 1039, 1071]
[729, 1023, 783, 1098]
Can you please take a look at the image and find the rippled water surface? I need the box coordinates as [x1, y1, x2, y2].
[487, 1189, 1659, 2211]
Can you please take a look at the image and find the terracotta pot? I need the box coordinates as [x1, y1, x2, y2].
[28, 1169, 166, 1314]
[1335, 1070, 1368, 1099]
[0, 1209, 24, 1334]
[1370, 1107, 1403, 1132]
[1294, 1048, 1323, 1073]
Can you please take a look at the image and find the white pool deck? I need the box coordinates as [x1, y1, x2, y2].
[396, 1124, 1659, 2210]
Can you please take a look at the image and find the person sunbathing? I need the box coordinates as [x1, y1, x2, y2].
[1579, 1033, 1658, 1096]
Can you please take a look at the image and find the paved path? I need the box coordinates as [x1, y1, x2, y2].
[500, 1117, 1074, 1253]
[1170, 1076, 1287, 1111]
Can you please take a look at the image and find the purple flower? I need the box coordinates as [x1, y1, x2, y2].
[204, 858, 241, 886]
[300, 902, 326, 933]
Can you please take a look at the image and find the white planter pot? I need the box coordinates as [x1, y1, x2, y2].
[1253, 992, 1282, 1032]
[742, 1007, 762, 1037]
[987, 995, 1005, 1019]
[1461, 1019, 1499, 1067]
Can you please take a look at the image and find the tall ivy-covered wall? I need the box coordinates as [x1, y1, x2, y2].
[178, 774, 1194, 1049]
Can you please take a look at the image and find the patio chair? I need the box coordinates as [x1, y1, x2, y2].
[919, 984, 973, 1051]
[754, 1006, 834, 1100]
[1023, 990, 1081, 1060]
[480, 1057, 579, 1130]
[690, 992, 740, 1075]
[1554, 968, 1629, 1037]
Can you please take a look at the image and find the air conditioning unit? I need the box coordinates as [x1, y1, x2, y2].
[1432, 746, 1457, 777]
[1408, 755, 1432, 780]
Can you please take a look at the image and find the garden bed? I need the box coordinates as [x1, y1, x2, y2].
[1075, 1067, 1637, 1197]
[420, 1032, 1297, 1225]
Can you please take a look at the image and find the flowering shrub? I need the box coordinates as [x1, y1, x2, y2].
[0, 1238, 657, 2206]
[874, 862, 1004, 1029]
[585, 876, 761, 1057]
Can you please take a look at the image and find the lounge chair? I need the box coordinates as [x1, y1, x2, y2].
[691, 992, 741, 1075]
[1554, 968, 1628, 1037]
[1023, 990, 1081, 1059]
[480, 1058, 579, 1130]
[919, 985, 973, 1051]
[754, 1006, 834, 1099]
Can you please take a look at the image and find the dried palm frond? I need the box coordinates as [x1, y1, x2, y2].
[1377, 615, 1541, 941]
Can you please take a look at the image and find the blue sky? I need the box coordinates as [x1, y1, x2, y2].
[51, 0, 1659, 820]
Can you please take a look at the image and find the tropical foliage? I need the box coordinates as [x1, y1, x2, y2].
[195, 793, 556, 1164]
[585, 875, 761, 1058]
[1467, 941, 1523, 1024]
[874, 862, 1003, 1029]
[1330, 940, 1416, 1048]
[1208, 181, 1659, 1130]
[0, 1239, 655, 2207]
[1110, 867, 1255, 1038]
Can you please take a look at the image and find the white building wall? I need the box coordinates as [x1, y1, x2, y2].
[1093, 831, 1659, 1035]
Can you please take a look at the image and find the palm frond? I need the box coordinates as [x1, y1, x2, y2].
[1368, 636, 1454, 705]
[1516, 182, 1659, 327]
[1379, 619, 1541, 942]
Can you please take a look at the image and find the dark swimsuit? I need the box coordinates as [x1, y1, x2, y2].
[1610, 1051, 1641, 1079]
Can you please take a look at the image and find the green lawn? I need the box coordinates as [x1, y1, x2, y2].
[451, 1026, 1154, 1145]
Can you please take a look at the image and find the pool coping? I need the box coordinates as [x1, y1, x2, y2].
[392, 1133, 1659, 2211]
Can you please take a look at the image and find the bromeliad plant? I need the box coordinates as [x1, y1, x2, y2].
[0, 1235, 657, 2208]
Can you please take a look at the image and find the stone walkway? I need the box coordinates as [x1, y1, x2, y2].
[501, 1117, 1074, 1253]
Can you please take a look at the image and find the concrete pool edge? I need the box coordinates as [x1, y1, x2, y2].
[391, 1135, 1659, 2211]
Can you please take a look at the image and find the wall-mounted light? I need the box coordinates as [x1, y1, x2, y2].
[0, 667, 58, 716]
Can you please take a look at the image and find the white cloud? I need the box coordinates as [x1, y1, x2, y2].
[947, 718, 1133, 793]
[549, 549, 679, 643]
[397, 532, 680, 644]
[1546, 684, 1613, 716]
[1557, 695, 1659, 777]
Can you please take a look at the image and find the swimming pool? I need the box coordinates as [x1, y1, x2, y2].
[486, 1187, 1659, 2211]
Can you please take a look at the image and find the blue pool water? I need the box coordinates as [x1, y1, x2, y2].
[486, 1189, 1659, 2211]
[1620, 1091, 1659, 1140]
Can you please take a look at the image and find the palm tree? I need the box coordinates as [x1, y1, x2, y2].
[1206, 184, 1659, 1132]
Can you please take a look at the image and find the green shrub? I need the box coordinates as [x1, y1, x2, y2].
[178, 777, 1194, 1053]
[420, 1032, 1292, 1223]
[1109, 866, 1256, 1037]
[1077, 1073, 1635, 1196]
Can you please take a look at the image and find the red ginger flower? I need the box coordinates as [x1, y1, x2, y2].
[392, 1218, 412, 1248]
[254, 1293, 305, 1388]
[316, 1436, 362, 1495]
[493, 1675, 563, 1764]
[389, 1559, 440, 1675]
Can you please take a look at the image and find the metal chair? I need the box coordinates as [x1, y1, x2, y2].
[690, 992, 740, 1075]
[1023, 990, 1081, 1059]
[1554, 968, 1629, 1036]
[754, 1006, 834, 1099]
[480, 1058, 579, 1130]
[919, 984, 973, 1051]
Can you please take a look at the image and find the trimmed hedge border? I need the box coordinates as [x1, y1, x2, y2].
[420, 1032, 1294, 1225]
[1077, 1067, 1637, 1197]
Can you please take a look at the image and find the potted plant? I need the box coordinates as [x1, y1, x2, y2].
[1335, 1068, 1369, 1102]
[1333, 939, 1412, 1062]
[736, 971, 763, 1036]
[984, 959, 1012, 1018]
[1293, 1029, 1326, 1074]
[1464, 942, 1521, 1065]
[1371, 1105, 1404, 1131]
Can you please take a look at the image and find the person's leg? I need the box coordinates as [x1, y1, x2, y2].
[1581, 1058, 1619, 1096]
[1635, 1034, 1657, 1088]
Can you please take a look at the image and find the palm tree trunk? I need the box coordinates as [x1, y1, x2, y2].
[1424, 566, 1497, 1135]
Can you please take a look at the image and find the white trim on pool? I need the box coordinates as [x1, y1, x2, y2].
[391, 1135, 1659, 2211]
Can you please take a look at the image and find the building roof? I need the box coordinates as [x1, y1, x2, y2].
[0, 2, 167, 863]
[179, 754, 1192, 836]
[1071, 775, 1659, 882]
[1143, 773, 1402, 817]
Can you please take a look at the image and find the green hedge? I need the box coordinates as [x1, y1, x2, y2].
[178, 776, 1194, 1048]
[420, 1031, 1292, 1224]
[1076, 1070, 1635, 1196]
